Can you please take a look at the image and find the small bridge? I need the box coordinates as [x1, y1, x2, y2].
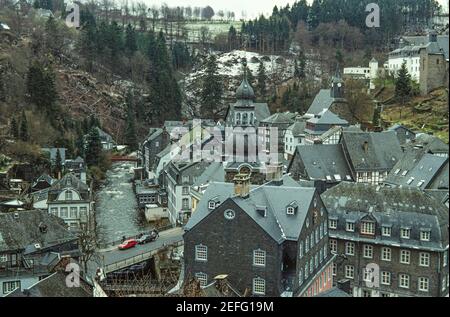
[110, 156, 139, 162]
[95, 227, 184, 275]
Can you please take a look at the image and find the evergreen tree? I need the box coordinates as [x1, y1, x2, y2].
[75, 123, 85, 158]
[26, 61, 57, 113]
[124, 95, 138, 151]
[372, 103, 381, 127]
[19, 111, 29, 142]
[10, 117, 19, 139]
[85, 127, 102, 167]
[54, 148, 63, 178]
[0, 70, 5, 102]
[395, 62, 412, 105]
[298, 51, 306, 79]
[124, 23, 137, 57]
[257, 61, 267, 97]
[200, 55, 223, 118]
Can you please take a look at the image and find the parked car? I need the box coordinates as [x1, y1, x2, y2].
[118, 239, 138, 250]
[137, 230, 159, 244]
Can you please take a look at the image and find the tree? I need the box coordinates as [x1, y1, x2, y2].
[85, 127, 102, 167]
[395, 62, 412, 105]
[0, 70, 5, 102]
[19, 110, 29, 142]
[201, 6, 215, 20]
[124, 90, 138, 151]
[124, 23, 137, 57]
[10, 117, 19, 139]
[200, 55, 223, 118]
[26, 61, 57, 113]
[54, 148, 63, 178]
[372, 103, 381, 127]
[298, 51, 306, 79]
[257, 61, 267, 97]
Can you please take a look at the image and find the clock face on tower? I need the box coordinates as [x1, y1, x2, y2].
[224, 209, 236, 220]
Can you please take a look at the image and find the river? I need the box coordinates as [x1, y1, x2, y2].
[95, 162, 152, 244]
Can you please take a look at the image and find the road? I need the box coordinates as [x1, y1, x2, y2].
[87, 227, 184, 277]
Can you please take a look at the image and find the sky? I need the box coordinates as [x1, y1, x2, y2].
[134, 0, 449, 19]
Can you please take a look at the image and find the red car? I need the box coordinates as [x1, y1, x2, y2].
[118, 239, 138, 250]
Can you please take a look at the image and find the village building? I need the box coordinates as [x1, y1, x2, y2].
[184, 168, 335, 297]
[388, 31, 449, 95]
[388, 124, 417, 147]
[0, 210, 79, 297]
[46, 173, 93, 231]
[303, 109, 349, 144]
[284, 117, 307, 160]
[321, 182, 449, 297]
[343, 58, 381, 90]
[260, 111, 296, 154]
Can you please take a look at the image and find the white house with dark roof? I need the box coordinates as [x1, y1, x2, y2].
[46, 173, 93, 231]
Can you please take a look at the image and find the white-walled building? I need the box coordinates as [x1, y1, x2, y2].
[46, 174, 93, 231]
[284, 118, 306, 160]
[343, 58, 380, 89]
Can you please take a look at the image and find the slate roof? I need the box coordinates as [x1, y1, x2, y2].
[0, 210, 77, 253]
[49, 173, 89, 193]
[321, 182, 448, 251]
[185, 176, 316, 244]
[341, 131, 403, 172]
[306, 109, 348, 126]
[32, 174, 54, 188]
[287, 120, 307, 137]
[6, 271, 92, 297]
[401, 35, 449, 59]
[291, 144, 353, 182]
[408, 134, 449, 155]
[306, 89, 336, 115]
[193, 162, 225, 187]
[236, 77, 255, 100]
[388, 124, 416, 145]
[385, 151, 448, 190]
[315, 287, 351, 297]
[261, 112, 296, 125]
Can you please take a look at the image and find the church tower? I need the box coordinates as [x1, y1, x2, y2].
[330, 66, 344, 99]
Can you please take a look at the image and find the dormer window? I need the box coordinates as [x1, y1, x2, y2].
[256, 206, 267, 217]
[401, 228, 411, 239]
[420, 230, 430, 241]
[287, 207, 295, 215]
[65, 191, 73, 200]
[329, 219, 337, 229]
[361, 221, 375, 235]
[208, 201, 216, 210]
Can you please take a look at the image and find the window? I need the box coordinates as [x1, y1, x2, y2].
[363, 245, 373, 259]
[315, 228, 319, 243]
[310, 258, 314, 274]
[346, 222, 355, 232]
[3, 280, 21, 294]
[418, 277, 429, 292]
[305, 238, 309, 253]
[65, 191, 73, 200]
[381, 271, 391, 285]
[324, 220, 328, 234]
[363, 269, 373, 283]
[299, 241, 304, 258]
[399, 274, 410, 289]
[420, 230, 430, 241]
[79, 207, 87, 218]
[298, 270, 303, 285]
[182, 198, 189, 210]
[329, 239, 337, 254]
[51, 207, 58, 216]
[345, 265, 354, 279]
[253, 278, 265, 295]
[345, 242, 355, 256]
[208, 201, 216, 209]
[361, 221, 375, 235]
[70, 207, 78, 219]
[332, 263, 337, 276]
[319, 224, 324, 239]
[329, 219, 337, 229]
[60, 207, 68, 218]
[323, 244, 328, 259]
[253, 250, 266, 267]
[315, 254, 319, 269]
[444, 251, 448, 267]
[400, 228, 411, 239]
[381, 247, 391, 261]
[419, 252, 430, 267]
[400, 250, 411, 264]
[286, 206, 295, 215]
[195, 245, 207, 262]
[382, 226, 391, 237]
[304, 264, 309, 279]
[195, 273, 207, 287]
[310, 233, 315, 248]
[182, 186, 189, 195]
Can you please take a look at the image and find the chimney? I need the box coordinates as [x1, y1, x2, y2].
[266, 161, 283, 185]
[233, 174, 250, 198]
[336, 279, 352, 295]
[363, 141, 369, 153]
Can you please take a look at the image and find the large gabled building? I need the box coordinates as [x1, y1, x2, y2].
[184, 169, 335, 297]
[321, 182, 449, 297]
